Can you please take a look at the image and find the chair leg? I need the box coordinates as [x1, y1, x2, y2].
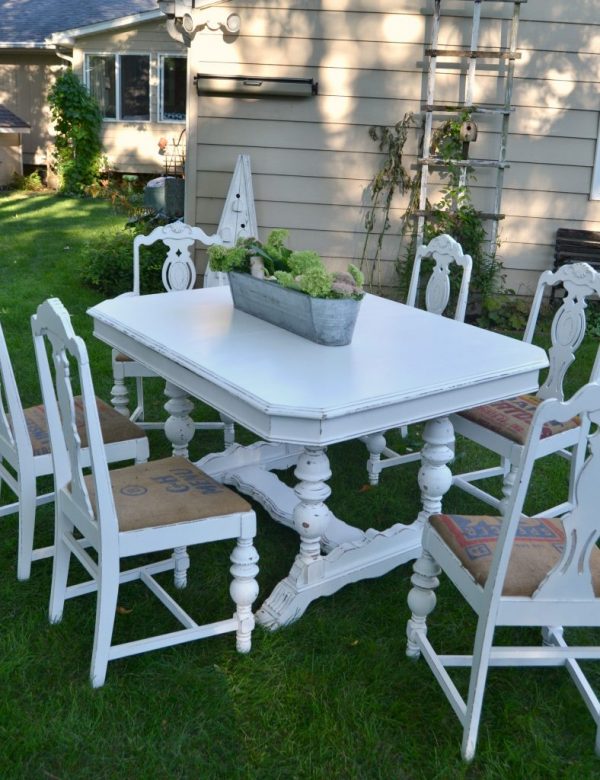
[16, 472, 36, 581]
[406, 549, 441, 658]
[172, 545, 189, 589]
[131, 376, 145, 423]
[110, 374, 130, 417]
[221, 414, 235, 448]
[363, 431, 387, 486]
[461, 619, 496, 761]
[230, 536, 259, 653]
[48, 511, 72, 624]
[134, 440, 148, 465]
[499, 460, 518, 515]
[90, 557, 120, 688]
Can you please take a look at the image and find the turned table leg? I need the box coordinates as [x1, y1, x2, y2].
[416, 416, 455, 525]
[164, 381, 195, 458]
[256, 445, 332, 629]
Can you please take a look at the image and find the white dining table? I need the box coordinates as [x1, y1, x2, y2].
[88, 286, 548, 629]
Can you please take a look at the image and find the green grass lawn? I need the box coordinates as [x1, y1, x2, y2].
[1, 190, 600, 779]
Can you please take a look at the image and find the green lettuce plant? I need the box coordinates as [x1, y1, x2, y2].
[208, 229, 364, 300]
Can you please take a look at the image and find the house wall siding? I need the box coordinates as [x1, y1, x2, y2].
[0, 132, 24, 185]
[0, 51, 60, 166]
[186, 0, 600, 294]
[72, 20, 187, 174]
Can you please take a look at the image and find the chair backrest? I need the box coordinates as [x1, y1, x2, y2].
[523, 262, 600, 401]
[482, 380, 600, 615]
[133, 221, 226, 295]
[406, 234, 473, 322]
[0, 322, 33, 470]
[31, 299, 118, 550]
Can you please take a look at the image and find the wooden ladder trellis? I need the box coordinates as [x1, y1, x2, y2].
[416, 0, 525, 252]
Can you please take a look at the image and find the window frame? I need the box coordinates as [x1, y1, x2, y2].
[84, 51, 151, 123]
[158, 54, 187, 124]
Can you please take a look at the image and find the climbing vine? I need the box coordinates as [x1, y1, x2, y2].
[360, 113, 417, 290]
[48, 69, 103, 195]
[362, 110, 503, 315]
[423, 112, 502, 309]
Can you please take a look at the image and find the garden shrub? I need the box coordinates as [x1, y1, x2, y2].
[81, 223, 167, 297]
[11, 170, 45, 191]
[48, 69, 103, 195]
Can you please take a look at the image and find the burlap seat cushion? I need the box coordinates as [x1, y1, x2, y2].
[429, 513, 600, 597]
[85, 456, 251, 531]
[457, 394, 580, 445]
[24, 397, 145, 457]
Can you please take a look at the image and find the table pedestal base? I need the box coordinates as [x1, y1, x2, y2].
[199, 417, 454, 629]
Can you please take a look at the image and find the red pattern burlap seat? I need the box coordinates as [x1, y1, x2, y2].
[430, 512, 600, 597]
[457, 393, 580, 445]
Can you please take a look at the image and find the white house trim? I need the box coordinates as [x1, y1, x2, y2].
[46, 10, 162, 46]
[591, 115, 600, 201]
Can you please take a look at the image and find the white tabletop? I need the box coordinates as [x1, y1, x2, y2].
[89, 287, 548, 446]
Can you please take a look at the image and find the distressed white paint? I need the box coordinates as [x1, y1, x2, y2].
[452, 262, 600, 517]
[33, 298, 259, 687]
[0, 321, 148, 582]
[89, 286, 547, 627]
[111, 220, 233, 442]
[366, 234, 472, 485]
[407, 382, 600, 761]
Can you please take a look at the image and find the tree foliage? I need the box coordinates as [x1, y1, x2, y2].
[48, 69, 103, 194]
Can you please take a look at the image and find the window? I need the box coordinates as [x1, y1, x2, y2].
[160, 55, 186, 122]
[86, 54, 150, 121]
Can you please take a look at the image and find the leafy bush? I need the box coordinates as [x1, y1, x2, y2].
[476, 290, 530, 333]
[585, 302, 600, 339]
[11, 170, 45, 191]
[81, 223, 167, 297]
[48, 69, 102, 195]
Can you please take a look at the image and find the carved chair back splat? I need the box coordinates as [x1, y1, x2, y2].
[0, 319, 147, 581]
[364, 233, 473, 486]
[112, 220, 235, 445]
[451, 261, 600, 518]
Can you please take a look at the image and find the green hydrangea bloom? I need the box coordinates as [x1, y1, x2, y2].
[273, 271, 301, 290]
[207, 242, 250, 272]
[297, 265, 334, 298]
[288, 251, 324, 276]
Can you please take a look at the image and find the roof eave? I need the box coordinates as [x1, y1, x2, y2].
[0, 42, 58, 50]
[0, 126, 31, 133]
[47, 9, 163, 45]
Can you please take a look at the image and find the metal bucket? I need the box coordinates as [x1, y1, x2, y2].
[228, 272, 361, 346]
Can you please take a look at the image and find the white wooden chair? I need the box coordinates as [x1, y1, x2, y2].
[110, 220, 236, 446]
[33, 298, 259, 688]
[0, 321, 148, 581]
[406, 380, 600, 761]
[364, 234, 473, 485]
[451, 261, 600, 518]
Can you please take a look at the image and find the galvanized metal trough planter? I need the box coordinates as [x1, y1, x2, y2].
[228, 271, 361, 346]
